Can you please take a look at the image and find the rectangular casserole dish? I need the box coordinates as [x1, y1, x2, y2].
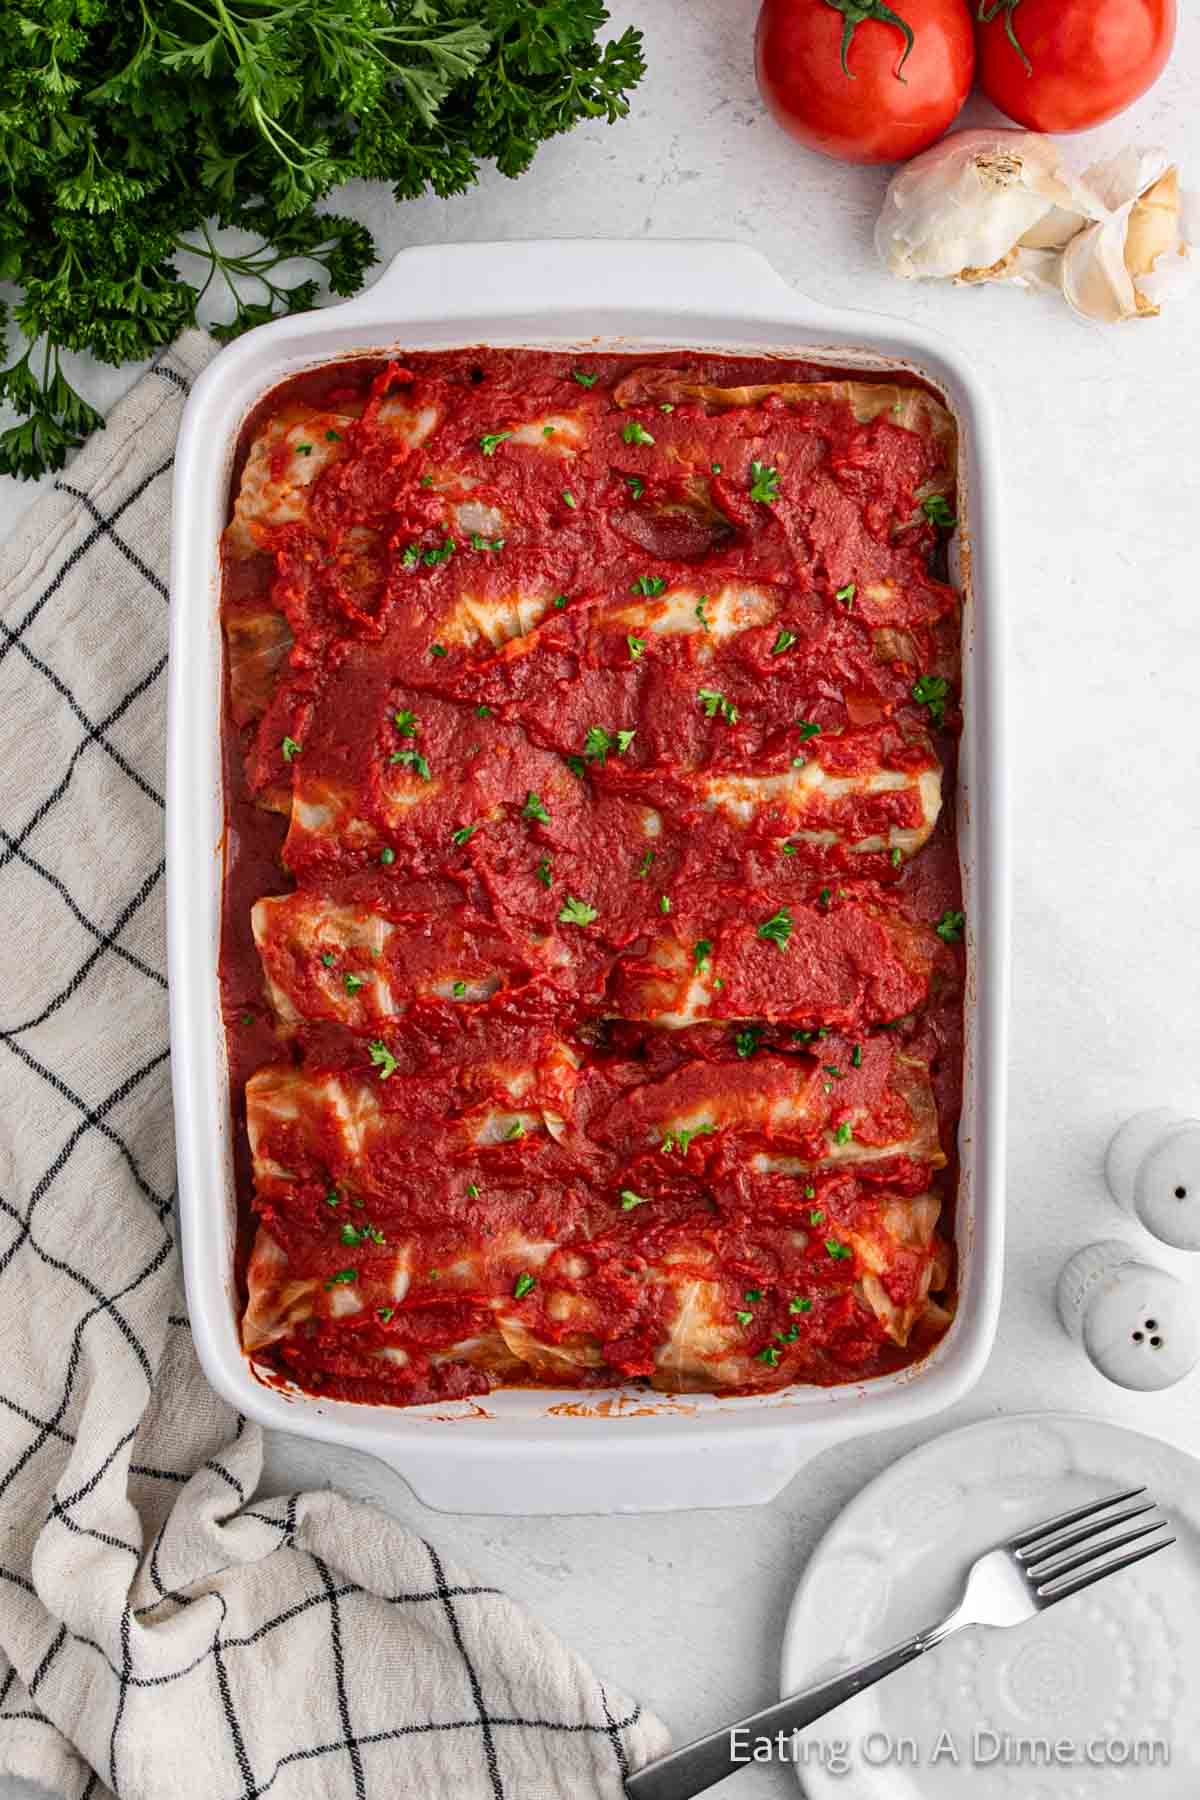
[167, 239, 1008, 1515]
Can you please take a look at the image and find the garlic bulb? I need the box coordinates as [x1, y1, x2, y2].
[876, 129, 1101, 285]
[1061, 150, 1199, 323]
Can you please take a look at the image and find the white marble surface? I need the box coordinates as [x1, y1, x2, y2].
[4, 2, 1200, 1794]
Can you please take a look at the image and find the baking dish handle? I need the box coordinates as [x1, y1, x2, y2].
[326, 238, 813, 333]
[370, 1427, 842, 1517]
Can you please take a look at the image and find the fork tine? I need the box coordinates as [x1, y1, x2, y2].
[1037, 1535, 1176, 1606]
[1016, 1499, 1158, 1566]
[1008, 1487, 1146, 1553]
[1028, 1518, 1168, 1585]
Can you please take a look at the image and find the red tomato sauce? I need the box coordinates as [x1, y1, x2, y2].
[219, 348, 964, 1408]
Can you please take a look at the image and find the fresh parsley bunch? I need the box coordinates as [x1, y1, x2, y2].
[0, 0, 645, 479]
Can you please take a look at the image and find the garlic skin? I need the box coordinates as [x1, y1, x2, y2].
[876, 129, 1101, 285]
[1061, 150, 1199, 324]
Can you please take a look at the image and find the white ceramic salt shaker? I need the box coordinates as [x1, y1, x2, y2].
[1057, 1239, 1199, 1392]
[1106, 1107, 1200, 1252]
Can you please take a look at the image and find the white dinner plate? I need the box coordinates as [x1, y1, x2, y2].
[780, 1413, 1200, 1799]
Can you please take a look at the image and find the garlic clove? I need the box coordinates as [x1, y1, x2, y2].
[876, 129, 1103, 284]
[1062, 154, 1197, 324]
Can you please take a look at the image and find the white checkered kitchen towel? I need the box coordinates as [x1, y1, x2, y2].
[0, 332, 669, 1800]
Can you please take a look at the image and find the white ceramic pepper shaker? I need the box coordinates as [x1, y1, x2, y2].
[1106, 1108, 1200, 1252]
[1057, 1239, 1199, 1391]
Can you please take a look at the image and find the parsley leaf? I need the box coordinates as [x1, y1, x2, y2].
[572, 369, 599, 388]
[756, 907, 792, 951]
[912, 674, 950, 729]
[693, 938, 713, 971]
[451, 824, 477, 846]
[625, 474, 645, 500]
[368, 1041, 397, 1080]
[936, 908, 966, 943]
[626, 634, 646, 661]
[630, 574, 666, 597]
[535, 857, 552, 888]
[280, 736, 301, 762]
[735, 1027, 761, 1059]
[835, 583, 856, 608]
[660, 1122, 714, 1155]
[558, 895, 598, 927]
[479, 430, 513, 456]
[513, 1272, 537, 1299]
[390, 748, 431, 780]
[620, 1189, 650, 1210]
[622, 420, 655, 447]
[922, 494, 957, 529]
[749, 460, 780, 503]
[697, 688, 738, 724]
[771, 629, 796, 654]
[522, 791, 551, 824]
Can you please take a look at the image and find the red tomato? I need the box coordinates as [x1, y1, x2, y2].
[755, 0, 975, 166]
[976, 0, 1175, 132]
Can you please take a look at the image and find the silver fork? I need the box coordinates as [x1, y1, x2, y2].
[626, 1486, 1175, 1800]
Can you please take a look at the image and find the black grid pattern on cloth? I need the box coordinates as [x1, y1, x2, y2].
[0, 335, 665, 1800]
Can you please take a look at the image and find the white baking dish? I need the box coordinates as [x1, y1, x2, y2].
[167, 240, 1008, 1515]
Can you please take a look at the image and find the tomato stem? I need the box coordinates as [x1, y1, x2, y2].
[823, 0, 916, 83]
[977, 0, 1032, 76]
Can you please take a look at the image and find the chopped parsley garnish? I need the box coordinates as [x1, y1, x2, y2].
[325, 430, 341, 442]
[620, 1189, 650, 1210]
[295, 442, 313, 456]
[476, 704, 493, 719]
[325, 1187, 340, 1207]
[401, 545, 420, 569]
[553, 593, 569, 608]
[735, 1027, 761, 1059]
[796, 719, 821, 741]
[466, 1183, 480, 1199]
[535, 857, 552, 889]
[565, 754, 586, 777]
[660, 1121, 715, 1155]
[522, 791, 551, 824]
[695, 597, 710, 631]
[429, 640, 449, 656]
[818, 887, 832, 909]
[936, 909, 966, 943]
[452, 980, 467, 998]
[693, 938, 713, 971]
[792, 757, 806, 770]
[470, 532, 505, 552]
[626, 634, 646, 661]
[808, 1208, 825, 1226]
[823, 1064, 843, 1078]
[558, 895, 598, 927]
[377, 1307, 394, 1323]
[826, 1239, 853, 1261]
[635, 848, 655, 877]
[343, 972, 365, 995]
[368, 1041, 398, 1080]
[833, 1122, 853, 1145]
[583, 725, 635, 764]
[320, 952, 336, 967]
[851, 1044, 863, 1068]
[625, 474, 645, 500]
[630, 574, 666, 597]
[756, 1345, 781, 1367]
[697, 687, 738, 724]
[912, 674, 950, 728]
[394, 709, 418, 737]
[479, 430, 513, 456]
[379, 847, 395, 866]
[836, 583, 856, 608]
[572, 369, 599, 388]
[744, 1288, 764, 1303]
[390, 747, 431, 780]
[749, 460, 780, 504]
[561, 488, 577, 508]
[659, 894, 671, 914]
[922, 494, 957, 529]
[890, 847, 903, 868]
[756, 907, 792, 952]
[341, 1220, 384, 1247]
[505, 1119, 525, 1140]
[513, 1272, 536, 1299]
[451, 823, 477, 846]
[280, 735, 301, 762]
[622, 420, 655, 447]
[324, 1268, 357, 1289]
[543, 425, 555, 438]
[771, 629, 796, 655]
[711, 461, 722, 474]
[419, 474, 434, 488]
[793, 1027, 827, 1043]
[660, 402, 674, 413]
[735, 1310, 754, 1327]
[424, 540, 456, 568]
